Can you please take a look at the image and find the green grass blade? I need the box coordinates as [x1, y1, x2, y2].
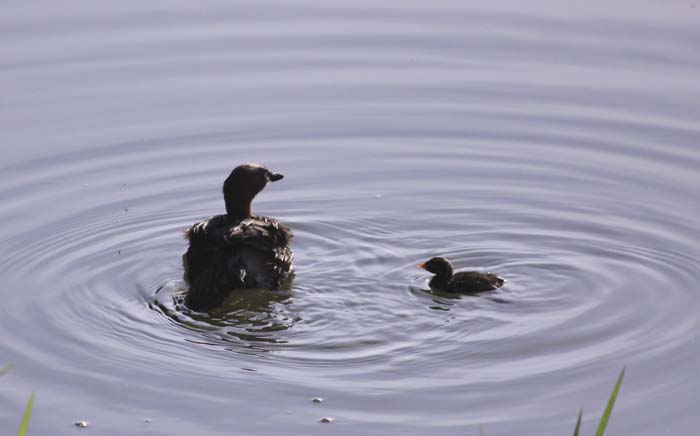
[573, 409, 582, 436]
[17, 392, 35, 436]
[594, 368, 625, 436]
[0, 364, 11, 377]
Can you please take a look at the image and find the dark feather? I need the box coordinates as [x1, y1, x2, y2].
[445, 271, 504, 293]
[183, 214, 293, 310]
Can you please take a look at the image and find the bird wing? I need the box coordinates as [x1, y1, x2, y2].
[186, 215, 292, 250]
[183, 215, 293, 288]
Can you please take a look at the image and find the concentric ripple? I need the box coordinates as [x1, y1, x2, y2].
[1, 2, 700, 435]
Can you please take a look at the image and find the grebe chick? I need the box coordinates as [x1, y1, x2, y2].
[418, 257, 503, 293]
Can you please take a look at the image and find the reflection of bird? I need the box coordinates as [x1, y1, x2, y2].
[418, 257, 503, 293]
[183, 163, 293, 311]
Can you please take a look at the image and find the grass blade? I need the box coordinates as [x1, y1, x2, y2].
[17, 392, 35, 436]
[573, 409, 583, 436]
[594, 368, 625, 436]
[0, 364, 11, 377]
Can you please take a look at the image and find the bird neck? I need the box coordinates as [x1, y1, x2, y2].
[225, 194, 252, 219]
[429, 273, 452, 289]
[429, 263, 453, 289]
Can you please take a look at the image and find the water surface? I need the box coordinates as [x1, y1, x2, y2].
[1, 1, 700, 435]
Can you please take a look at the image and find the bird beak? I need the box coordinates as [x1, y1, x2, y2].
[267, 172, 284, 182]
[418, 262, 426, 269]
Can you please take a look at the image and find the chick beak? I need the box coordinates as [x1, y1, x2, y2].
[268, 172, 284, 182]
[418, 262, 427, 269]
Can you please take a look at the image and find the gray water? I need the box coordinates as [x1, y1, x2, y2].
[2, 1, 700, 435]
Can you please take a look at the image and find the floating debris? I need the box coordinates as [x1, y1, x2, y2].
[312, 397, 323, 403]
[73, 421, 88, 428]
[319, 417, 334, 423]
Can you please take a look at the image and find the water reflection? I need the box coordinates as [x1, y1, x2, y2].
[409, 279, 513, 312]
[152, 281, 298, 349]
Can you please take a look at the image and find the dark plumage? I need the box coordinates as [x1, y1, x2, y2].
[183, 163, 293, 311]
[418, 257, 503, 293]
